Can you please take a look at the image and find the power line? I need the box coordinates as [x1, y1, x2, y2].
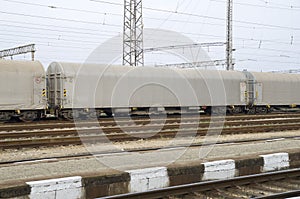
[0, 23, 119, 38]
[155, 59, 227, 68]
[234, 38, 300, 46]
[256, 0, 300, 9]
[0, 10, 120, 27]
[236, 52, 300, 60]
[0, 28, 216, 46]
[1, 0, 300, 35]
[1, 39, 298, 67]
[0, 32, 112, 46]
[90, 0, 225, 20]
[90, 0, 300, 31]
[3, 0, 194, 27]
[1, 33, 217, 51]
[4, 0, 224, 32]
[2, 25, 300, 57]
[211, 0, 300, 11]
[0, 19, 120, 34]
[238, 58, 300, 65]
[0, 2, 293, 32]
[0, 38, 95, 50]
[0, 16, 286, 35]
[2, 14, 296, 47]
[236, 46, 300, 55]
[1, 0, 121, 16]
[144, 42, 225, 52]
[1, 2, 300, 31]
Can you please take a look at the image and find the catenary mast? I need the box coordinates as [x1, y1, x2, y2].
[123, 0, 144, 66]
[226, 0, 233, 70]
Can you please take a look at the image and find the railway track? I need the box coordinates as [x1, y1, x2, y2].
[101, 169, 300, 199]
[1, 113, 300, 132]
[0, 114, 300, 149]
[1, 113, 300, 149]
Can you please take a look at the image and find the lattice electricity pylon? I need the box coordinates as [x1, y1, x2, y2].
[123, 0, 144, 66]
[0, 44, 36, 61]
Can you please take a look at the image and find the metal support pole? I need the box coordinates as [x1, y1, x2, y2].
[226, 0, 233, 71]
[123, 0, 144, 66]
[31, 51, 35, 61]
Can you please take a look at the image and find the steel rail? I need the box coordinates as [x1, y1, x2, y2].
[1, 122, 300, 149]
[254, 190, 300, 199]
[1, 113, 300, 131]
[1, 117, 300, 139]
[99, 169, 300, 199]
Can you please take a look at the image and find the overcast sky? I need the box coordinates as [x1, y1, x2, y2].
[1, 0, 300, 72]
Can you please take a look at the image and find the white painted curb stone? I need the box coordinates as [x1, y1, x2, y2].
[26, 176, 83, 199]
[127, 167, 169, 193]
[260, 153, 289, 172]
[202, 159, 235, 180]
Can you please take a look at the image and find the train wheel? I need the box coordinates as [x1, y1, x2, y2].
[247, 108, 256, 115]
[0, 112, 13, 121]
[211, 107, 226, 116]
[256, 107, 268, 114]
[21, 111, 38, 121]
[267, 107, 274, 113]
[61, 110, 75, 120]
[233, 106, 243, 114]
[67, 112, 74, 120]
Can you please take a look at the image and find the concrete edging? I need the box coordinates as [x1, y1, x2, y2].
[1, 150, 300, 198]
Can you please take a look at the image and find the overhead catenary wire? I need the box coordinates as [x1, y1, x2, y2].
[89, 0, 300, 31]
[0, 32, 113, 45]
[1, 24, 299, 56]
[0, 19, 119, 33]
[0, 10, 120, 27]
[1, 15, 298, 54]
[210, 0, 300, 11]
[1, 16, 296, 33]
[2, 24, 299, 52]
[2, 39, 298, 67]
[0, 23, 120, 37]
[1, 0, 299, 36]
[0, 5, 295, 32]
[0, 7, 278, 33]
[237, 52, 300, 60]
[238, 58, 300, 65]
[1, 11, 299, 47]
[1, 0, 300, 31]
[256, 0, 300, 9]
[236, 46, 300, 55]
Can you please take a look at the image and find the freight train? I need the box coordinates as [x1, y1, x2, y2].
[0, 59, 300, 121]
